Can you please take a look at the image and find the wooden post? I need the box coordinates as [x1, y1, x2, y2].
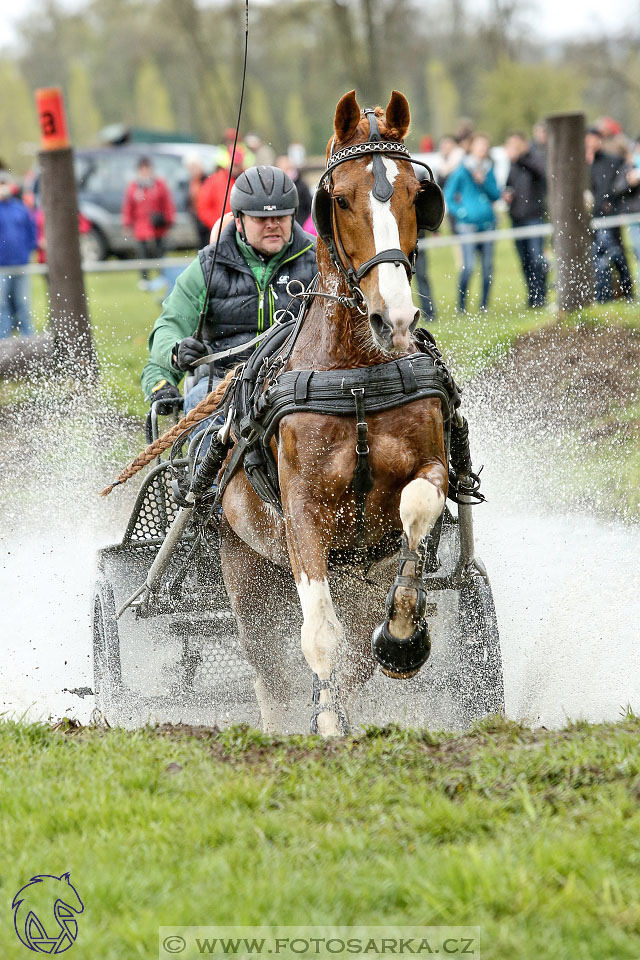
[546, 112, 594, 312]
[36, 87, 97, 379]
[0, 89, 98, 380]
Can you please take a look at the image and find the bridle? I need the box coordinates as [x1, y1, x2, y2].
[312, 108, 445, 311]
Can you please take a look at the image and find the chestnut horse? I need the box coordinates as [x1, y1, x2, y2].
[219, 90, 450, 735]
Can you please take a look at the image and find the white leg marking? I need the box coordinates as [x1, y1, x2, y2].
[400, 478, 444, 551]
[254, 677, 286, 734]
[368, 158, 415, 316]
[296, 574, 344, 736]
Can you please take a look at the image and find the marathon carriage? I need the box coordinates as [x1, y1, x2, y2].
[95, 90, 504, 733]
[93, 349, 503, 730]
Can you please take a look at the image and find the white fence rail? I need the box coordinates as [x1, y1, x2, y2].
[1, 212, 639, 276]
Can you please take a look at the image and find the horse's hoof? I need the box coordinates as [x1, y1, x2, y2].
[371, 618, 431, 679]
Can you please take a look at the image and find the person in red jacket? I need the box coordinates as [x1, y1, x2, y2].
[196, 148, 245, 232]
[122, 156, 175, 288]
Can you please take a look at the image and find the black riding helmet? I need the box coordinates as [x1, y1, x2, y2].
[230, 165, 298, 217]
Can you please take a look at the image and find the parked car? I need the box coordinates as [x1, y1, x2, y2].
[28, 143, 220, 261]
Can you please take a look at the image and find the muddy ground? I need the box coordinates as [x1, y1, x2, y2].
[473, 321, 640, 443]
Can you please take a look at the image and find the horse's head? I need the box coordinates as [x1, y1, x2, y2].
[313, 89, 443, 355]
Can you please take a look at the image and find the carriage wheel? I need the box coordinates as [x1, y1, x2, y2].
[454, 572, 504, 723]
[92, 580, 124, 721]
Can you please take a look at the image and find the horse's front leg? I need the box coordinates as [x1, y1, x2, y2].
[281, 494, 347, 736]
[373, 462, 447, 678]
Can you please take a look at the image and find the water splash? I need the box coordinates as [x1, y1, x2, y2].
[1, 368, 639, 729]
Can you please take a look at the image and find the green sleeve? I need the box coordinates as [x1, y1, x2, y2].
[140, 257, 207, 398]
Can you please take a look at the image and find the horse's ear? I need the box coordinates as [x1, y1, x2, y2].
[334, 90, 361, 144]
[385, 90, 410, 141]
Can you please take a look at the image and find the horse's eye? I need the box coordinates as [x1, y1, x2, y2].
[335, 196, 349, 210]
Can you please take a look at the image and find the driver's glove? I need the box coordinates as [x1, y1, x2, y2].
[173, 336, 213, 371]
[149, 379, 182, 415]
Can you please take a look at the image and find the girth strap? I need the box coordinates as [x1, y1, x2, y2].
[350, 388, 374, 554]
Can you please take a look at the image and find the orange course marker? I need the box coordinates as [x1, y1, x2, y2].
[35, 87, 70, 150]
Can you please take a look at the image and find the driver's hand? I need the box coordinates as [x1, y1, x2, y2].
[150, 380, 182, 414]
[173, 336, 212, 371]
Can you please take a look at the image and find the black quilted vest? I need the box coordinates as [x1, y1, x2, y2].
[197, 221, 317, 367]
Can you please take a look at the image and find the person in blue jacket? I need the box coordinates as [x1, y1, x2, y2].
[444, 133, 501, 312]
[0, 171, 37, 338]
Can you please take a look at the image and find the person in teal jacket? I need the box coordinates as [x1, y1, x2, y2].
[444, 133, 501, 312]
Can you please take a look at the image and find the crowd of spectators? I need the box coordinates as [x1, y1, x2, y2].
[1, 117, 640, 341]
[417, 115, 640, 318]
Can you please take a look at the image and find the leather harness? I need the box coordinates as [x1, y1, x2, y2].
[214, 315, 460, 549]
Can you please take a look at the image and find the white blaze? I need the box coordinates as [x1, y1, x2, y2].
[368, 158, 415, 314]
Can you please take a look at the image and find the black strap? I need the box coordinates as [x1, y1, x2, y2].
[363, 108, 395, 203]
[397, 358, 418, 394]
[350, 388, 374, 553]
[354, 248, 413, 281]
[294, 369, 314, 403]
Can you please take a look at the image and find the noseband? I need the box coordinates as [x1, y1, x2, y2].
[312, 109, 444, 308]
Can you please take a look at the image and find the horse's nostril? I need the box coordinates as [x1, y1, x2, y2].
[410, 310, 420, 332]
[370, 312, 392, 339]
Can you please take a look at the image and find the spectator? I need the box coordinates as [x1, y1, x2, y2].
[613, 135, 640, 287]
[531, 121, 547, 166]
[585, 128, 633, 302]
[245, 132, 275, 167]
[122, 157, 175, 289]
[275, 155, 312, 227]
[288, 141, 307, 168]
[598, 116, 625, 156]
[185, 153, 210, 249]
[504, 130, 548, 308]
[219, 128, 255, 169]
[0, 171, 37, 339]
[436, 135, 464, 190]
[444, 133, 501, 313]
[413, 163, 437, 321]
[196, 148, 246, 233]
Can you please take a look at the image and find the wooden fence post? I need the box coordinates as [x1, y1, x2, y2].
[546, 112, 594, 312]
[0, 88, 97, 380]
[36, 87, 97, 379]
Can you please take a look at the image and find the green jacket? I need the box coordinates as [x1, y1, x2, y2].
[141, 222, 316, 397]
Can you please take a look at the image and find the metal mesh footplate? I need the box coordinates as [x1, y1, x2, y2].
[123, 460, 186, 547]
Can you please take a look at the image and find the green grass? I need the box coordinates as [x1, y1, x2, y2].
[1, 716, 639, 959]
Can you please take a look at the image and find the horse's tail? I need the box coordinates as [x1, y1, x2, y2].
[100, 371, 235, 497]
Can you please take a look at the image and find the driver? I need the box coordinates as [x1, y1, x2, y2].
[142, 165, 317, 414]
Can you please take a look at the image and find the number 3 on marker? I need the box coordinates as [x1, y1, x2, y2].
[40, 110, 57, 136]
